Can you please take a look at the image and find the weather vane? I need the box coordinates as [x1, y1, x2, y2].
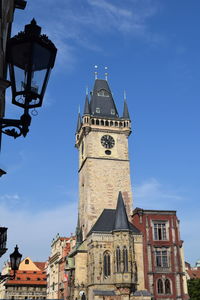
[124, 90, 127, 100]
[105, 66, 108, 81]
[94, 65, 98, 80]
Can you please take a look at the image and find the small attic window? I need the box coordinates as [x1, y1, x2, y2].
[25, 259, 29, 264]
[97, 89, 109, 97]
[96, 107, 100, 113]
[111, 109, 115, 115]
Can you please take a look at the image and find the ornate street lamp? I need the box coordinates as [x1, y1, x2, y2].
[10, 245, 22, 277]
[0, 245, 22, 281]
[0, 19, 57, 140]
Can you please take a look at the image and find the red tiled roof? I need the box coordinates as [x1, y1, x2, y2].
[186, 269, 200, 279]
[34, 262, 46, 270]
[6, 270, 47, 285]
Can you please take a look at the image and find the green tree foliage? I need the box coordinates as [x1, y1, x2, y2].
[188, 279, 200, 300]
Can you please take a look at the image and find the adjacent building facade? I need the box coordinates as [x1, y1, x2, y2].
[0, 257, 47, 299]
[132, 208, 188, 299]
[46, 234, 75, 299]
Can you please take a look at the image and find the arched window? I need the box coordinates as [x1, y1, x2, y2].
[123, 246, 128, 272]
[115, 122, 118, 127]
[103, 251, 111, 277]
[101, 120, 104, 126]
[157, 279, 163, 294]
[116, 247, 121, 273]
[91, 119, 94, 125]
[96, 119, 99, 125]
[25, 259, 29, 264]
[110, 121, 113, 126]
[105, 120, 109, 126]
[165, 279, 171, 294]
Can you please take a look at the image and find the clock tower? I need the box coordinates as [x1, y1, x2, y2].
[75, 78, 133, 238]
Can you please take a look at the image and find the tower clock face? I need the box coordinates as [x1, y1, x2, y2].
[101, 135, 115, 149]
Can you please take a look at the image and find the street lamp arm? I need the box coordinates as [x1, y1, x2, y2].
[0, 113, 31, 138]
[0, 272, 15, 282]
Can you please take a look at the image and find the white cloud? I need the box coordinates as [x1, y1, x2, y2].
[134, 178, 184, 209]
[133, 178, 200, 266]
[0, 200, 77, 267]
[12, 0, 162, 70]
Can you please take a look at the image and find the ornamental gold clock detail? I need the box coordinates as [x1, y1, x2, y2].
[101, 135, 115, 149]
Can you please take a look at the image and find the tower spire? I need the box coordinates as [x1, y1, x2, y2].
[114, 192, 130, 231]
[83, 93, 90, 115]
[76, 110, 82, 133]
[76, 214, 83, 247]
[123, 91, 130, 120]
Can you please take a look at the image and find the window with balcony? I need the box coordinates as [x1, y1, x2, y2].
[155, 249, 169, 268]
[153, 222, 167, 240]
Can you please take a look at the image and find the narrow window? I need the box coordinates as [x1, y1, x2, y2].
[123, 246, 128, 272]
[154, 222, 167, 240]
[116, 247, 121, 273]
[155, 249, 169, 268]
[96, 119, 99, 125]
[103, 251, 111, 277]
[157, 279, 163, 294]
[105, 120, 109, 126]
[165, 279, 171, 294]
[96, 107, 100, 113]
[101, 120, 104, 126]
[111, 109, 115, 115]
[91, 119, 94, 125]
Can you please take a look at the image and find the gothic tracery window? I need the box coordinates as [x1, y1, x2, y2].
[123, 246, 128, 272]
[116, 247, 121, 273]
[165, 279, 171, 294]
[157, 279, 164, 294]
[103, 251, 111, 277]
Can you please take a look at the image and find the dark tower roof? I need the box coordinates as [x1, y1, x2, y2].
[90, 79, 119, 118]
[83, 94, 90, 115]
[123, 99, 130, 120]
[88, 192, 140, 235]
[76, 215, 83, 246]
[113, 191, 130, 231]
[76, 112, 82, 133]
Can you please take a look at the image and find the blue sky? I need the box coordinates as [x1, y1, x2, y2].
[1, 0, 200, 267]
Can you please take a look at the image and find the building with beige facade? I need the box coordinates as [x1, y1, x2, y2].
[0, 257, 47, 299]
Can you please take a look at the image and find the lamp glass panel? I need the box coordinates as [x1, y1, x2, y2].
[32, 43, 52, 70]
[14, 65, 27, 94]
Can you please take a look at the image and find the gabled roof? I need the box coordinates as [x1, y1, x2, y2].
[90, 79, 119, 119]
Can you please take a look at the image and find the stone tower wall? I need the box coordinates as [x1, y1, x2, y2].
[78, 127, 133, 238]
